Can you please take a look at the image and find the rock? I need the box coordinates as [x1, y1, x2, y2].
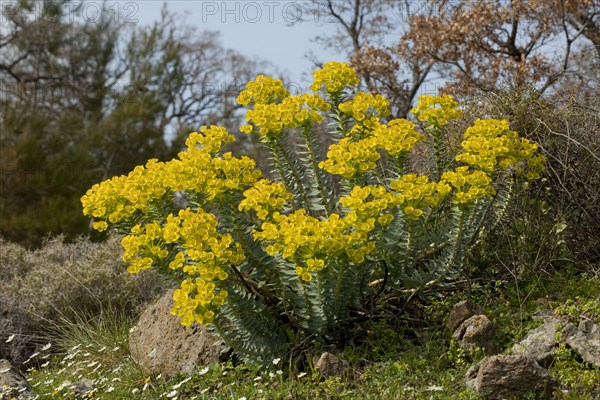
[561, 319, 600, 367]
[452, 314, 497, 354]
[315, 352, 350, 378]
[448, 300, 485, 332]
[71, 378, 95, 396]
[466, 355, 558, 399]
[511, 318, 560, 367]
[129, 289, 224, 379]
[578, 318, 600, 340]
[531, 309, 559, 322]
[0, 359, 35, 399]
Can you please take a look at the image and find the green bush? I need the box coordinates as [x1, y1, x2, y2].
[81, 62, 545, 361]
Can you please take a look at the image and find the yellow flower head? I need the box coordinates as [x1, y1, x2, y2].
[310, 62, 360, 93]
[411, 94, 461, 126]
[236, 75, 289, 105]
[339, 92, 390, 130]
[456, 118, 545, 177]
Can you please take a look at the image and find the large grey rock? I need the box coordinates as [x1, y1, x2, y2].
[129, 289, 224, 379]
[452, 314, 497, 354]
[0, 359, 35, 399]
[315, 352, 350, 378]
[561, 319, 600, 367]
[511, 318, 560, 367]
[466, 355, 558, 399]
[448, 300, 485, 332]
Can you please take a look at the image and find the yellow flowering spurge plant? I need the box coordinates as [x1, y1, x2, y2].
[82, 62, 545, 361]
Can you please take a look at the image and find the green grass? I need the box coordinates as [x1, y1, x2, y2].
[22, 269, 600, 399]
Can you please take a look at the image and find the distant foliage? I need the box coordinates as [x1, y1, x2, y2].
[82, 63, 544, 360]
[0, 2, 261, 246]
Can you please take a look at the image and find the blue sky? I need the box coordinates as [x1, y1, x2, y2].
[134, 1, 342, 85]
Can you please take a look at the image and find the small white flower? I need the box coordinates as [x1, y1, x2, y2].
[198, 367, 209, 376]
[297, 372, 307, 378]
[41, 343, 51, 351]
[172, 377, 191, 389]
[268, 372, 276, 378]
[272, 358, 281, 365]
[106, 386, 115, 393]
[131, 388, 140, 394]
[426, 385, 443, 391]
[253, 376, 262, 381]
[276, 370, 283, 375]
[6, 334, 15, 343]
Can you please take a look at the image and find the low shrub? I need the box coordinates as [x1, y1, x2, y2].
[0, 235, 168, 365]
[81, 62, 545, 361]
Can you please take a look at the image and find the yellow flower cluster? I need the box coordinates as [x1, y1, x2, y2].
[373, 119, 425, 157]
[81, 127, 262, 226]
[236, 75, 289, 105]
[254, 210, 376, 280]
[238, 179, 293, 219]
[121, 208, 244, 326]
[310, 61, 360, 93]
[241, 94, 330, 136]
[339, 186, 396, 227]
[319, 118, 425, 178]
[390, 174, 451, 219]
[185, 126, 234, 155]
[319, 137, 381, 177]
[411, 94, 461, 126]
[339, 92, 390, 135]
[441, 166, 495, 205]
[171, 278, 227, 326]
[456, 119, 545, 179]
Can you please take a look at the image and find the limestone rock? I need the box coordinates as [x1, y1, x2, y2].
[0, 359, 35, 399]
[561, 319, 600, 367]
[129, 289, 224, 378]
[315, 352, 350, 378]
[448, 300, 485, 332]
[511, 318, 560, 367]
[466, 355, 558, 399]
[453, 314, 497, 354]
